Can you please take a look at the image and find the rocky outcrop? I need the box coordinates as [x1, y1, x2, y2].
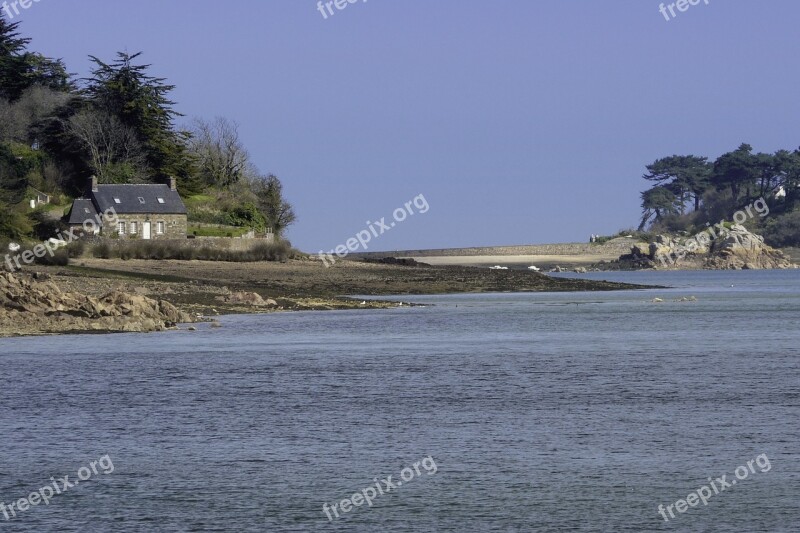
[606, 226, 795, 271]
[704, 225, 793, 270]
[0, 271, 195, 336]
[218, 291, 278, 307]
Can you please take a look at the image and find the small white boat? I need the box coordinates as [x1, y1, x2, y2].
[528, 265, 540, 272]
[489, 265, 508, 270]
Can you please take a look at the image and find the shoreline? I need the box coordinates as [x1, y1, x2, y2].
[351, 241, 800, 272]
[0, 258, 655, 338]
[350, 240, 633, 271]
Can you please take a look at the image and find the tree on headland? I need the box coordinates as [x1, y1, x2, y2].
[251, 174, 297, 236]
[82, 52, 192, 182]
[643, 155, 712, 213]
[66, 109, 147, 183]
[0, 17, 70, 102]
[638, 185, 680, 230]
[184, 117, 297, 235]
[774, 149, 800, 208]
[637, 143, 800, 246]
[187, 117, 251, 188]
[0, 17, 34, 101]
[711, 143, 756, 204]
[0, 142, 35, 238]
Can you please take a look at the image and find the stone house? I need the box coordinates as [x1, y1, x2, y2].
[67, 177, 188, 239]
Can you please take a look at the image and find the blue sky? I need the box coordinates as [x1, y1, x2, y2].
[11, 0, 800, 252]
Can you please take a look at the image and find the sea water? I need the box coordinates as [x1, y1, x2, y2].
[0, 270, 798, 531]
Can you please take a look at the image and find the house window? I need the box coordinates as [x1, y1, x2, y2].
[157, 198, 165, 204]
[156, 221, 165, 235]
[114, 198, 121, 204]
[84, 208, 90, 214]
[130, 222, 138, 235]
[117, 221, 126, 235]
[138, 197, 146, 204]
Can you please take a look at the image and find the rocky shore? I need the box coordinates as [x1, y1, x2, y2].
[602, 225, 796, 271]
[0, 269, 197, 337]
[0, 257, 652, 337]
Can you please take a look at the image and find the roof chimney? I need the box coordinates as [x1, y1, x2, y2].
[169, 176, 177, 191]
[91, 175, 98, 192]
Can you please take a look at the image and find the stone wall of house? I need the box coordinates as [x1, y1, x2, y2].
[103, 214, 187, 240]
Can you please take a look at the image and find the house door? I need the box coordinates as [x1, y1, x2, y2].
[143, 222, 151, 240]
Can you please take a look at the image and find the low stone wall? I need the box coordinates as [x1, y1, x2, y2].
[85, 236, 274, 253]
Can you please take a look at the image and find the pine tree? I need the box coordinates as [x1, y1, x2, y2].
[0, 17, 70, 101]
[0, 16, 31, 101]
[83, 52, 192, 182]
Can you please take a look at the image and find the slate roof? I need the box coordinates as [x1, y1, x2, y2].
[90, 184, 187, 215]
[67, 198, 99, 225]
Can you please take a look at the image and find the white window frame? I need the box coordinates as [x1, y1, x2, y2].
[157, 198, 165, 204]
[114, 198, 122, 204]
[156, 221, 165, 235]
[130, 221, 138, 235]
[117, 221, 126, 235]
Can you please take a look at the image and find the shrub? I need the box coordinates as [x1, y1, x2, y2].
[93, 242, 114, 259]
[249, 241, 292, 262]
[175, 246, 196, 261]
[151, 242, 168, 260]
[65, 241, 86, 258]
[31, 211, 67, 241]
[33, 248, 69, 267]
[88, 239, 300, 263]
[762, 210, 800, 248]
[225, 203, 266, 230]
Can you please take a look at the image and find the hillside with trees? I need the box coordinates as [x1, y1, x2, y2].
[0, 17, 294, 241]
[637, 144, 800, 247]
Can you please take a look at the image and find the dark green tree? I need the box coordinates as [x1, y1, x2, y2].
[772, 149, 800, 209]
[0, 17, 70, 101]
[82, 52, 191, 182]
[250, 174, 296, 235]
[225, 203, 266, 231]
[712, 143, 757, 204]
[639, 185, 680, 230]
[643, 155, 712, 212]
[0, 143, 30, 204]
[0, 16, 31, 101]
[22, 53, 71, 92]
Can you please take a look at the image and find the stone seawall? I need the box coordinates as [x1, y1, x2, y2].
[350, 241, 635, 259]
